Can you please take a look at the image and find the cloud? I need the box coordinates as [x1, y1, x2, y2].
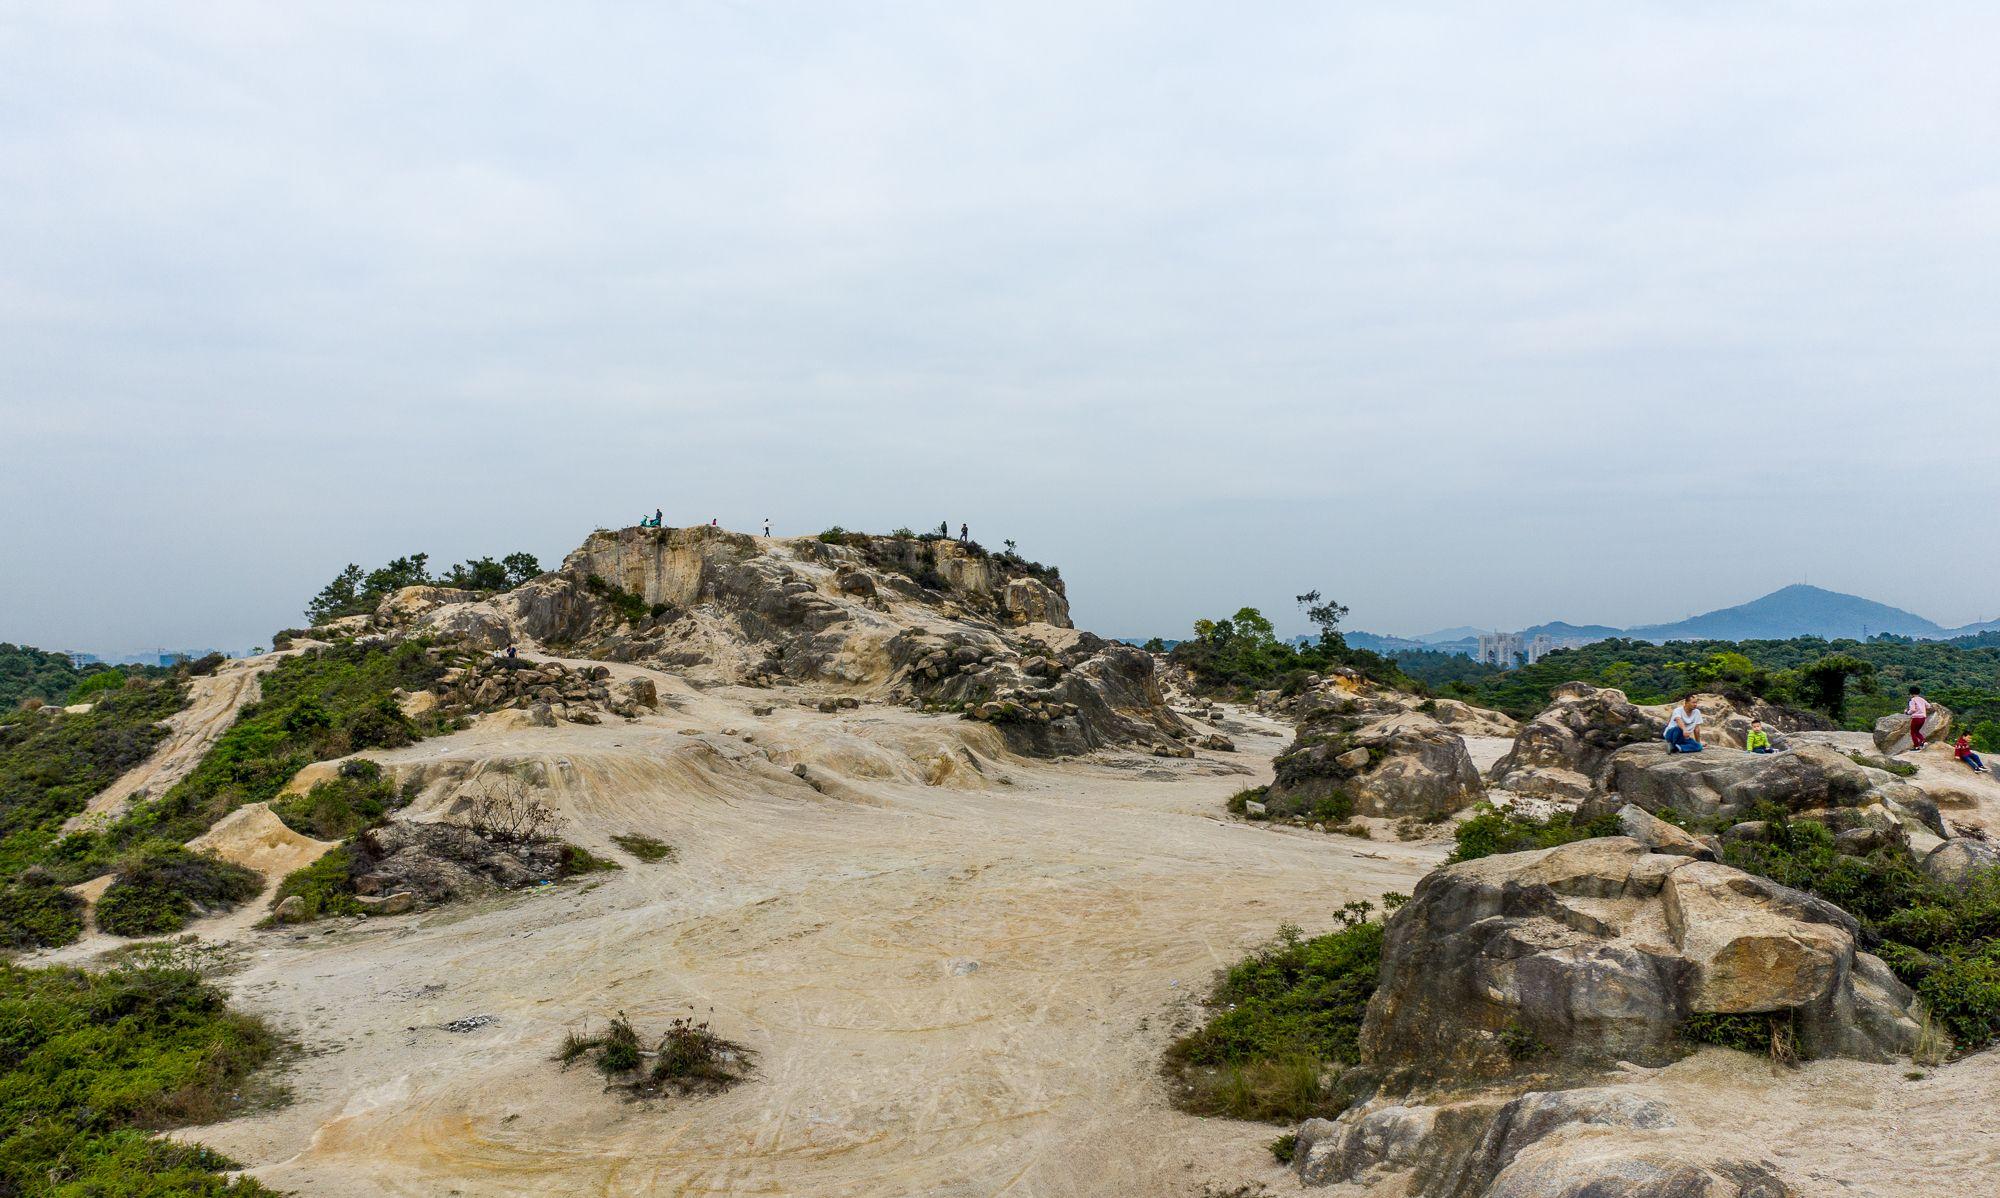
[3, 1, 1998, 650]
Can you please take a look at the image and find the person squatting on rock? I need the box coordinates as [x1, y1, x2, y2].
[1955, 734, 1986, 773]
[1908, 686, 1931, 751]
[1746, 719, 1773, 754]
[1663, 695, 1705, 753]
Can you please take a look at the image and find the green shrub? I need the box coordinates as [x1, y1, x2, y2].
[0, 873, 84, 951]
[1269, 1132, 1299, 1165]
[557, 844, 622, 876]
[269, 764, 397, 840]
[268, 845, 362, 922]
[65, 668, 132, 704]
[1447, 803, 1621, 863]
[583, 574, 652, 623]
[0, 962, 279, 1195]
[95, 846, 263, 938]
[1163, 904, 1384, 1122]
[610, 833, 675, 863]
[1226, 786, 1268, 817]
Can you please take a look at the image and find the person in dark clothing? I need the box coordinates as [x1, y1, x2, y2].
[959, 523, 968, 543]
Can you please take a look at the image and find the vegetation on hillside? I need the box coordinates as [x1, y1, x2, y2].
[1408, 634, 2000, 747]
[0, 643, 162, 709]
[815, 526, 1062, 587]
[1165, 592, 1409, 695]
[0, 961, 279, 1195]
[305, 550, 542, 623]
[1162, 900, 1393, 1122]
[94, 846, 263, 938]
[557, 1012, 753, 1096]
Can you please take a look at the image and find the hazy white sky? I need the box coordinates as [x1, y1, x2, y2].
[5, 1, 2000, 652]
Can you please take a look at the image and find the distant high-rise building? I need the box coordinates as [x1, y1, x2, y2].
[1477, 632, 1524, 667]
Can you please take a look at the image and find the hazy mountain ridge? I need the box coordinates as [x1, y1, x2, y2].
[1357, 583, 2000, 651]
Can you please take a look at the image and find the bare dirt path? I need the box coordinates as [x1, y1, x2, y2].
[171, 677, 1444, 1197]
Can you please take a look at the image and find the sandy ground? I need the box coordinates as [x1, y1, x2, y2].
[121, 672, 1443, 1198]
[44, 669, 2000, 1197]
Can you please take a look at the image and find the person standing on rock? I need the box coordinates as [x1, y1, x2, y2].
[763, 517, 771, 537]
[654, 508, 662, 526]
[959, 523, 969, 543]
[1907, 686, 1931, 751]
[1663, 696, 1705, 753]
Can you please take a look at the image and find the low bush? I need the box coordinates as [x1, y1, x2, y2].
[583, 574, 653, 623]
[610, 833, 675, 863]
[0, 872, 84, 951]
[0, 961, 279, 1195]
[558, 1012, 752, 1096]
[1163, 902, 1390, 1122]
[269, 762, 399, 840]
[1269, 1132, 1298, 1165]
[1447, 803, 1621, 863]
[1225, 786, 1268, 818]
[95, 845, 263, 938]
[268, 845, 363, 922]
[1678, 1010, 1798, 1064]
[557, 844, 622, 876]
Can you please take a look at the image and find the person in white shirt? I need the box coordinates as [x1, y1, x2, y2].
[1664, 696, 1705, 754]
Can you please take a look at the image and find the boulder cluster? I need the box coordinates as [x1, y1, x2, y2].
[1266, 709, 1485, 821]
[429, 658, 660, 727]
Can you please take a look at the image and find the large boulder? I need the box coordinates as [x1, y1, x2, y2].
[1358, 838, 1922, 1085]
[1874, 704, 1954, 755]
[1922, 838, 2000, 887]
[1267, 711, 1484, 820]
[1488, 685, 1661, 801]
[1597, 743, 1906, 823]
[1295, 1086, 1790, 1197]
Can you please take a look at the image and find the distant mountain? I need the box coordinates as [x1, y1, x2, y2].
[1626, 584, 1944, 643]
[1519, 620, 1625, 642]
[1354, 584, 1992, 660]
[1412, 626, 1486, 644]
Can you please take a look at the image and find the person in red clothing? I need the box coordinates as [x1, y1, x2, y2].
[1954, 735, 1987, 773]
[1907, 686, 1931, 750]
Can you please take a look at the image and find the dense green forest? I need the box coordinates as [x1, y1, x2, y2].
[0, 643, 160, 710]
[1402, 634, 2000, 748]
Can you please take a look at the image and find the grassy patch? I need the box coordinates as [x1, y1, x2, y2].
[94, 846, 263, 938]
[1850, 750, 1918, 778]
[1447, 803, 1621, 863]
[0, 961, 279, 1195]
[1163, 902, 1388, 1123]
[610, 833, 675, 863]
[1226, 786, 1268, 818]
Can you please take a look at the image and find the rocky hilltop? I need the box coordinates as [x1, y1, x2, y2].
[354, 526, 1189, 755]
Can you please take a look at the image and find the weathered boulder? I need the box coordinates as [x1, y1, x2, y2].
[1922, 838, 2000, 887]
[1000, 576, 1070, 626]
[1488, 685, 1661, 801]
[1874, 704, 1954, 755]
[1295, 1085, 1789, 1197]
[1267, 712, 1483, 820]
[616, 677, 658, 709]
[1615, 804, 1715, 860]
[1596, 743, 1904, 823]
[1359, 838, 1921, 1085]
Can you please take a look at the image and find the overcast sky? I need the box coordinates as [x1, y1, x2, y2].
[5, 2, 1999, 653]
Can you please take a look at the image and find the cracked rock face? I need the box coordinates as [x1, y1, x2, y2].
[1358, 837, 1922, 1086]
[371, 526, 1188, 756]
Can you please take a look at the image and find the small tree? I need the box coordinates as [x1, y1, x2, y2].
[1790, 654, 1876, 720]
[1296, 589, 1350, 649]
[457, 777, 564, 843]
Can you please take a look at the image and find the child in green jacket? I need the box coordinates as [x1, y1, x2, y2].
[1746, 721, 1773, 754]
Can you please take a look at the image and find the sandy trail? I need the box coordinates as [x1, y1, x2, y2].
[62, 649, 299, 833]
[172, 679, 1440, 1197]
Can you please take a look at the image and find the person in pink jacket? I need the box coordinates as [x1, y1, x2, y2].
[1906, 686, 1931, 750]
